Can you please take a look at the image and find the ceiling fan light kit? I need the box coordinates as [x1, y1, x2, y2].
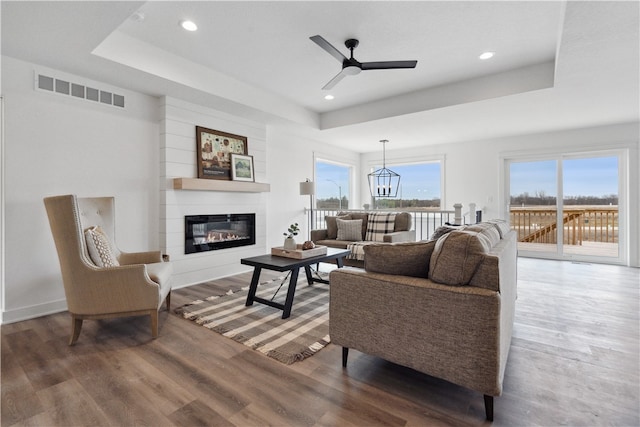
[310, 35, 418, 90]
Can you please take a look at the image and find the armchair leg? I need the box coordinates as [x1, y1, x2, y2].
[342, 347, 349, 367]
[165, 291, 171, 311]
[484, 395, 494, 421]
[69, 315, 83, 346]
[150, 310, 159, 339]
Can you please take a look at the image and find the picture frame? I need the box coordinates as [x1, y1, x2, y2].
[196, 126, 248, 180]
[230, 153, 255, 182]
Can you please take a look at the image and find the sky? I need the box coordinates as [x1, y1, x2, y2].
[315, 155, 618, 202]
[510, 156, 619, 198]
[315, 161, 441, 201]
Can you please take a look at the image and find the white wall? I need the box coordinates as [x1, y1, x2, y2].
[1, 57, 161, 322]
[160, 97, 270, 287]
[360, 122, 640, 266]
[265, 127, 360, 247]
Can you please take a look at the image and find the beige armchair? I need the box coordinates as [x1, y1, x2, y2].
[44, 194, 172, 345]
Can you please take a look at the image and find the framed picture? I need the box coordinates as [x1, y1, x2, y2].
[196, 126, 248, 180]
[230, 154, 255, 182]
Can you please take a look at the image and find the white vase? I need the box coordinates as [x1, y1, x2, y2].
[283, 236, 297, 250]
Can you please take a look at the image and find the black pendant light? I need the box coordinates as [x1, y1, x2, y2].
[368, 140, 400, 198]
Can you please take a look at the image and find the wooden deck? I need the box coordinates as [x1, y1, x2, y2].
[518, 241, 619, 258]
[2, 259, 638, 426]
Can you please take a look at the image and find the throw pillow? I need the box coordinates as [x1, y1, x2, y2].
[336, 219, 363, 241]
[365, 212, 396, 242]
[348, 212, 369, 240]
[325, 214, 351, 239]
[486, 219, 511, 238]
[428, 230, 491, 285]
[84, 226, 120, 267]
[430, 224, 464, 241]
[464, 222, 501, 248]
[364, 241, 436, 278]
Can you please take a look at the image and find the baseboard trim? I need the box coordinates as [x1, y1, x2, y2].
[1, 299, 68, 324]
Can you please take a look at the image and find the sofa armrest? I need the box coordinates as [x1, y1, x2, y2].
[382, 230, 416, 243]
[311, 229, 328, 241]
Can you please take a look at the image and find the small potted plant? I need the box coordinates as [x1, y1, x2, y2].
[283, 223, 299, 250]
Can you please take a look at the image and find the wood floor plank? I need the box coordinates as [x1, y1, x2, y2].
[167, 399, 232, 427]
[1, 258, 638, 426]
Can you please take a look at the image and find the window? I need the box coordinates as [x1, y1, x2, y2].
[315, 159, 351, 210]
[370, 162, 442, 209]
[507, 151, 622, 262]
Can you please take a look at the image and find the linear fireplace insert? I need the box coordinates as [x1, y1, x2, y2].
[185, 213, 255, 254]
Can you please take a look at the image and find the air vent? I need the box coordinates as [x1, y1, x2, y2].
[36, 73, 125, 109]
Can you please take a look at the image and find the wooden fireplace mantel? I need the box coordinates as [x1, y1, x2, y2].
[173, 178, 270, 193]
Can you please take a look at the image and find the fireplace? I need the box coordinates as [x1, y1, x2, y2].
[185, 213, 255, 254]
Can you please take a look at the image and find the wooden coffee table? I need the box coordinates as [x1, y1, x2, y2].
[241, 247, 350, 319]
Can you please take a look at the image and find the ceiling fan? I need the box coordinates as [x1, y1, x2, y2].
[310, 35, 418, 90]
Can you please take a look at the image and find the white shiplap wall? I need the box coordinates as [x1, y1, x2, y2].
[160, 97, 268, 288]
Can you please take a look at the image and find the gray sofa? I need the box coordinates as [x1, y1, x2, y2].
[311, 211, 416, 267]
[329, 221, 517, 421]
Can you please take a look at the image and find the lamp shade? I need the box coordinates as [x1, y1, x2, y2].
[299, 180, 315, 195]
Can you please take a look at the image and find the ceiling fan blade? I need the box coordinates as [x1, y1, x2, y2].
[310, 35, 348, 63]
[322, 69, 349, 90]
[361, 60, 418, 70]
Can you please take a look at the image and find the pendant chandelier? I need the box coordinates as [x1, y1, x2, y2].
[368, 139, 401, 198]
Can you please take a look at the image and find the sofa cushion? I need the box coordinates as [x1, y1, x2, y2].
[464, 223, 501, 248]
[364, 241, 436, 278]
[486, 219, 511, 238]
[325, 214, 351, 239]
[84, 226, 120, 268]
[393, 212, 412, 232]
[314, 239, 350, 249]
[428, 230, 491, 285]
[365, 212, 397, 242]
[336, 219, 363, 241]
[430, 224, 464, 240]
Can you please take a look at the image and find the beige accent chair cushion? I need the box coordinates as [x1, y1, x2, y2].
[364, 240, 436, 278]
[84, 226, 120, 267]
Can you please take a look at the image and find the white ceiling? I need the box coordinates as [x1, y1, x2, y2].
[2, 1, 638, 153]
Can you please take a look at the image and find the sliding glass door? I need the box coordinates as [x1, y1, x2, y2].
[507, 151, 623, 263]
[509, 159, 559, 254]
[562, 156, 619, 258]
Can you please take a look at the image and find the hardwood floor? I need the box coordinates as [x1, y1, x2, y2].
[2, 258, 638, 426]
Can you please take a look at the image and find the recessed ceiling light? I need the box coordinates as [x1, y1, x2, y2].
[180, 20, 198, 31]
[479, 51, 495, 60]
[324, 94, 334, 100]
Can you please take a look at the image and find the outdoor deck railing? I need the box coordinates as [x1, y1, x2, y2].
[509, 206, 618, 245]
[310, 208, 457, 241]
[308, 206, 618, 246]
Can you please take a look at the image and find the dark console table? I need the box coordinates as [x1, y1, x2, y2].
[241, 247, 350, 319]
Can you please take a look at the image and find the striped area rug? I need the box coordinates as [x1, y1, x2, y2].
[177, 273, 331, 365]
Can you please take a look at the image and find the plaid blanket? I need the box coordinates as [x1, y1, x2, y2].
[365, 213, 397, 242]
[346, 241, 376, 260]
